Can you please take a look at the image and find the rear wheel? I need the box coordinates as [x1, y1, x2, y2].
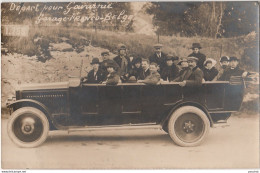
[168, 106, 210, 147]
[7, 107, 49, 148]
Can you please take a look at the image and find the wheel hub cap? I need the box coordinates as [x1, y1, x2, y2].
[21, 117, 35, 135]
[183, 120, 195, 133]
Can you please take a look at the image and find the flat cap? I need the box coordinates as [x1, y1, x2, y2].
[220, 56, 229, 62]
[187, 56, 199, 61]
[101, 51, 109, 56]
[153, 43, 163, 48]
[229, 56, 239, 61]
[177, 57, 188, 65]
[117, 43, 126, 50]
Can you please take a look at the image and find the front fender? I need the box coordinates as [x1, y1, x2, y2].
[6, 99, 61, 130]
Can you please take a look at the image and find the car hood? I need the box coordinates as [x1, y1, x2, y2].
[17, 78, 81, 91]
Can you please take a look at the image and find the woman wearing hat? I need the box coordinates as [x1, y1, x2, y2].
[124, 57, 143, 82]
[161, 55, 179, 82]
[85, 58, 104, 84]
[188, 43, 206, 70]
[202, 58, 219, 81]
[102, 59, 120, 85]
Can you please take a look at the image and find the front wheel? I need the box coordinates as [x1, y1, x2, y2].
[168, 106, 210, 147]
[7, 107, 49, 148]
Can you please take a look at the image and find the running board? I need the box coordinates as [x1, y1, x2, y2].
[68, 123, 162, 133]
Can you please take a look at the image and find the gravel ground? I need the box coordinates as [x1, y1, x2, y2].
[1, 114, 259, 169]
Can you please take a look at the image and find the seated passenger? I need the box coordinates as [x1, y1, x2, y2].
[137, 62, 161, 85]
[102, 60, 120, 85]
[122, 57, 142, 82]
[218, 56, 248, 81]
[173, 56, 179, 66]
[202, 58, 218, 81]
[100, 51, 119, 77]
[161, 55, 179, 81]
[113, 44, 131, 77]
[179, 57, 203, 87]
[216, 56, 229, 80]
[174, 57, 189, 82]
[83, 58, 104, 84]
[138, 58, 151, 80]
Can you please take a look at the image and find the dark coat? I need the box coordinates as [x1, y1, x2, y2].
[138, 69, 151, 80]
[161, 64, 179, 81]
[106, 71, 120, 85]
[218, 66, 245, 81]
[86, 69, 104, 84]
[202, 67, 219, 81]
[149, 52, 167, 73]
[143, 71, 161, 85]
[113, 55, 131, 76]
[128, 67, 142, 80]
[188, 52, 206, 69]
[173, 67, 189, 82]
[183, 66, 203, 86]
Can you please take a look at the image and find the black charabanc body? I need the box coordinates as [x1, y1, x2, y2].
[6, 77, 245, 147]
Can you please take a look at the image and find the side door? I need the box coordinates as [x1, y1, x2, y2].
[204, 82, 227, 111]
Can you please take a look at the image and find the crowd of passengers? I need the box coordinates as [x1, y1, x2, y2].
[82, 43, 248, 86]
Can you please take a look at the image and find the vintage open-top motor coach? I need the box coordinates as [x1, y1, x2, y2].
[6, 77, 245, 147]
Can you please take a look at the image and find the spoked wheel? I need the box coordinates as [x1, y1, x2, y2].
[168, 106, 210, 147]
[7, 107, 49, 148]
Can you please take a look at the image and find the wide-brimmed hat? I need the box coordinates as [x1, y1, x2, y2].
[153, 43, 163, 49]
[101, 51, 109, 56]
[229, 56, 239, 61]
[191, 43, 202, 49]
[90, 58, 100, 65]
[166, 54, 174, 61]
[220, 56, 229, 62]
[117, 43, 126, 50]
[204, 58, 217, 67]
[187, 56, 199, 62]
[133, 57, 142, 64]
[106, 60, 118, 68]
[177, 57, 188, 65]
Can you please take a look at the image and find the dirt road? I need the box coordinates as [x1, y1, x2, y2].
[1, 115, 259, 169]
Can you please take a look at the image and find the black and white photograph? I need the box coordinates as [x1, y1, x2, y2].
[1, 1, 259, 170]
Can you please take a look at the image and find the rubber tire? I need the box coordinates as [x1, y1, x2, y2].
[7, 107, 49, 148]
[168, 106, 210, 147]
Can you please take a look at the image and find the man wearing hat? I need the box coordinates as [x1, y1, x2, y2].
[174, 57, 189, 82]
[202, 58, 219, 81]
[188, 43, 206, 70]
[178, 56, 203, 87]
[137, 62, 161, 85]
[113, 43, 132, 77]
[149, 43, 167, 74]
[102, 59, 120, 85]
[218, 56, 248, 81]
[161, 54, 179, 81]
[84, 58, 104, 84]
[216, 56, 229, 80]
